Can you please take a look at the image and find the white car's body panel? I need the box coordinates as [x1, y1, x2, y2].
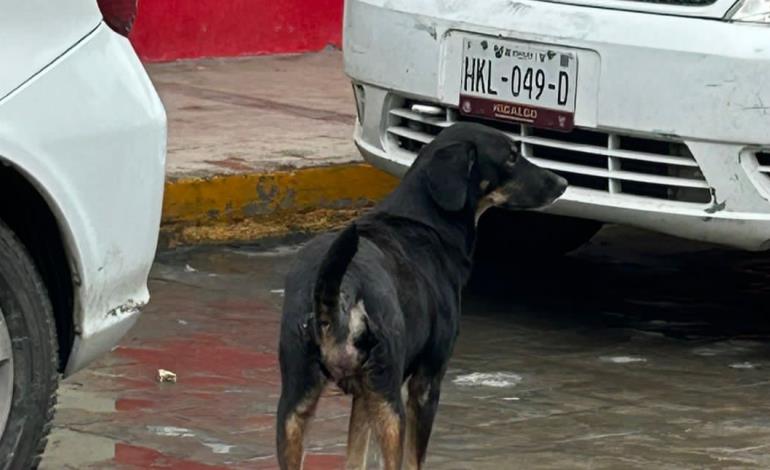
[344, 0, 770, 250]
[0, 0, 102, 100]
[531, 0, 738, 18]
[0, 24, 166, 375]
[349, 0, 741, 19]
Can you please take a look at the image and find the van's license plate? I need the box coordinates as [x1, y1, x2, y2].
[459, 38, 577, 131]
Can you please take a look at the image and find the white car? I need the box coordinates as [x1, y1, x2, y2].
[0, 1, 165, 467]
[344, 0, 770, 254]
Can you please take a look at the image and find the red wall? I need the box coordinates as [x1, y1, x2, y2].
[130, 0, 344, 62]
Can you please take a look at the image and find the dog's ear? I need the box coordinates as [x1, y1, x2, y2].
[425, 141, 476, 211]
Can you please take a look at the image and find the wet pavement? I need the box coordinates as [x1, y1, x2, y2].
[41, 226, 770, 469]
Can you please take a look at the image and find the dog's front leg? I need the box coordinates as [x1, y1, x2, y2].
[346, 395, 372, 469]
[404, 372, 444, 470]
[365, 391, 405, 470]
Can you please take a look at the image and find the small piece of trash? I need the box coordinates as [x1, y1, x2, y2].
[177, 319, 188, 325]
[600, 356, 647, 364]
[453, 372, 522, 388]
[270, 289, 285, 296]
[730, 362, 756, 369]
[184, 264, 197, 272]
[157, 369, 177, 383]
[502, 397, 520, 401]
[203, 442, 235, 454]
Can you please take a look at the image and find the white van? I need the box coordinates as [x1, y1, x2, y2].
[344, 0, 770, 253]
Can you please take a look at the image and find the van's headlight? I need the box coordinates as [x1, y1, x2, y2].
[731, 0, 770, 23]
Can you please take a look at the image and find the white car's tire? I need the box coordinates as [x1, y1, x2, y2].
[0, 220, 59, 470]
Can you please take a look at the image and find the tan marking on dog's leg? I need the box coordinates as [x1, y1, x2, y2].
[282, 388, 323, 470]
[346, 396, 372, 469]
[283, 414, 306, 470]
[403, 375, 440, 470]
[404, 399, 420, 470]
[402, 377, 420, 470]
[365, 393, 404, 470]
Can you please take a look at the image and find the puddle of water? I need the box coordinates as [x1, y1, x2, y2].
[453, 372, 523, 388]
[729, 362, 757, 369]
[147, 425, 196, 438]
[599, 356, 648, 364]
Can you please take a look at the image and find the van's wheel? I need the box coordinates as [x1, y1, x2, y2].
[0, 220, 59, 470]
[474, 208, 602, 269]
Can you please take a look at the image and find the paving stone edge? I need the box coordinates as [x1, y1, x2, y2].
[160, 163, 398, 247]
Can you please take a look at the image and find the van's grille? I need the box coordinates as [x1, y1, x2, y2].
[386, 99, 712, 205]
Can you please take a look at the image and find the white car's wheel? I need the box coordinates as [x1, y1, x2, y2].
[0, 220, 59, 470]
[0, 309, 12, 443]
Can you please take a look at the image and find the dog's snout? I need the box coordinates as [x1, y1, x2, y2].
[554, 174, 568, 197]
[542, 169, 568, 199]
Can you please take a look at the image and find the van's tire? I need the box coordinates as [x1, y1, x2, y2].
[474, 209, 602, 268]
[0, 220, 59, 470]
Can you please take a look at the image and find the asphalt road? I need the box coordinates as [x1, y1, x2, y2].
[42, 226, 770, 469]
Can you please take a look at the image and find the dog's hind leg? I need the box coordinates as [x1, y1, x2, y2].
[365, 391, 405, 470]
[276, 333, 326, 470]
[404, 373, 444, 470]
[346, 395, 372, 469]
[276, 382, 323, 470]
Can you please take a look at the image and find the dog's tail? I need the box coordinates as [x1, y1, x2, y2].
[313, 223, 359, 316]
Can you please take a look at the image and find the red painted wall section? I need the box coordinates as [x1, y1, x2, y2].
[130, 0, 344, 62]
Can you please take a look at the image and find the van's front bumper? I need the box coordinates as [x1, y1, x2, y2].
[344, 0, 770, 250]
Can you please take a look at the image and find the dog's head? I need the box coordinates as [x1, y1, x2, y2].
[421, 122, 567, 218]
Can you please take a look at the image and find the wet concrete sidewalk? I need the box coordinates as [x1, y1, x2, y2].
[150, 50, 360, 180]
[150, 51, 397, 247]
[41, 226, 770, 469]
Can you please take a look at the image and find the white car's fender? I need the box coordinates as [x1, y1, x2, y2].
[0, 24, 166, 375]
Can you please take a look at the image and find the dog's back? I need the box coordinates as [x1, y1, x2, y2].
[282, 214, 462, 371]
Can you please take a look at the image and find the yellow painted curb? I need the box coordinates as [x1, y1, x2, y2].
[161, 163, 398, 246]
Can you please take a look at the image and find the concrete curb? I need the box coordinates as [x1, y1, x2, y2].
[161, 163, 398, 247]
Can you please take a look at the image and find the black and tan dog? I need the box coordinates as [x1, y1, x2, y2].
[276, 122, 567, 469]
